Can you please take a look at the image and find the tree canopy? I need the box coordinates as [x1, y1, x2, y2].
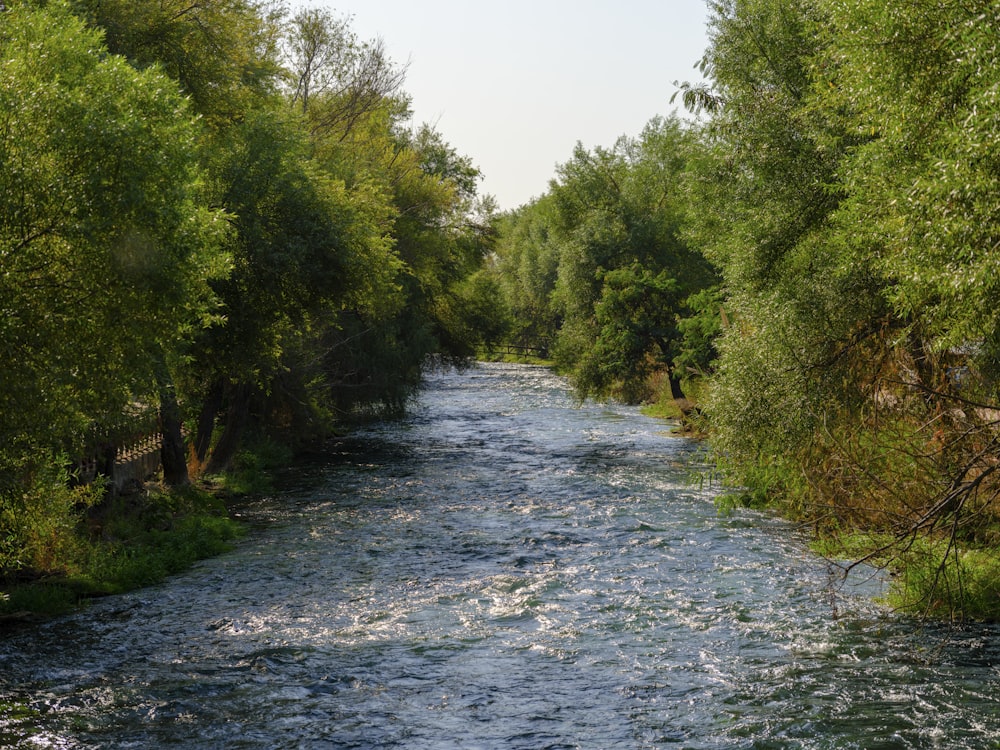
[682, 0, 1000, 619]
[0, 0, 498, 578]
[0, 1, 227, 478]
[495, 116, 716, 402]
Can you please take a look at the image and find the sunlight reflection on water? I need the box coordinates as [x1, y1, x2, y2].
[2, 363, 1000, 749]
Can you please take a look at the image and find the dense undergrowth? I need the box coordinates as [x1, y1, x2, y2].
[0, 441, 293, 623]
[643, 369, 1000, 623]
[710, 404, 1000, 622]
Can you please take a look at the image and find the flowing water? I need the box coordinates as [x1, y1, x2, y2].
[2, 363, 1000, 749]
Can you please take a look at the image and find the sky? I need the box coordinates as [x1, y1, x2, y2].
[306, 1, 712, 211]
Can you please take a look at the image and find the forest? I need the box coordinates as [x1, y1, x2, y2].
[4, 0, 1000, 621]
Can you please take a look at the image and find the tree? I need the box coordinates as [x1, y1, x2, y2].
[0, 1, 227, 485]
[71, 0, 283, 124]
[494, 196, 563, 352]
[283, 6, 407, 139]
[190, 106, 398, 470]
[68, 0, 291, 483]
[819, 0, 1000, 369]
[548, 117, 716, 401]
[683, 0, 877, 491]
[683, 0, 1000, 617]
[576, 265, 682, 402]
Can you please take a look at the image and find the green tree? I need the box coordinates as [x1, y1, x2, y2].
[390, 124, 493, 359]
[71, 0, 282, 124]
[0, 1, 227, 488]
[191, 107, 398, 470]
[494, 195, 563, 352]
[811, 0, 1000, 614]
[549, 117, 716, 401]
[576, 265, 682, 402]
[687, 0, 1000, 617]
[69, 0, 290, 482]
[819, 0, 1000, 371]
[284, 5, 406, 135]
[281, 9, 498, 413]
[685, 0, 879, 491]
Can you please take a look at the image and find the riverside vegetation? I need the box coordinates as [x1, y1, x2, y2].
[486, 0, 1000, 621]
[0, 0, 503, 618]
[4, 0, 1000, 623]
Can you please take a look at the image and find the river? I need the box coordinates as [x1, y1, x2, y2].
[2, 363, 1000, 748]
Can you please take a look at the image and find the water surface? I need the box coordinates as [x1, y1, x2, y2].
[2, 363, 999, 748]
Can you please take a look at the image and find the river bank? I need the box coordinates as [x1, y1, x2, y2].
[639, 367, 1000, 623]
[0, 442, 294, 624]
[0, 484, 242, 625]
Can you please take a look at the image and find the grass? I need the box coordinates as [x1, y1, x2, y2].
[888, 539, 1000, 621]
[0, 471, 252, 623]
[812, 530, 1000, 622]
[0, 435, 300, 622]
[475, 344, 555, 367]
[200, 436, 294, 496]
[639, 374, 709, 438]
[640, 398, 685, 421]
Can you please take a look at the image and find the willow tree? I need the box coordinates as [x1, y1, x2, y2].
[548, 116, 716, 402]
[280, 9, 501, 418]
[0, 1, 226, 538]
[68, 0, 288, 482]
[811, 0, 1000, 616]
[689, 0, 1000, 618]
[70, 0, 282, 124]
[189, 106, 400, 470]
[684, 0, 877, 508]
[284, 5, 406, 132]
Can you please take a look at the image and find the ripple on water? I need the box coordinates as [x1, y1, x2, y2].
[3, 363, 1000, 749]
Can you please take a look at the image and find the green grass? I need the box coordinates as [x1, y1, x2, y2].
[640, 399, 685, 420]
[479, 351, 555, 367]
[0, 483, 244, 622]
[812, 531, 1000, 622]
[888, 539, 1000, 621]
[0, 436, 304, 624]
[201, 435, 294, 496]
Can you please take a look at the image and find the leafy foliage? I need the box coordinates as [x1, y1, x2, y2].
[0, 0, 498, 591]
[70, 0, 283, 123]
[495, 116, 717, 402]
[0, 2, 227, 484]
[685, 0, 1000, 619]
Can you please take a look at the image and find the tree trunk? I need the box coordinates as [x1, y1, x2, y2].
[97, 441, 117, 498]
[205, 382, 252, 475]
[668, 368, 687, 401]
[154, 350, 189, 487]
[160, 403, 189, 487]
[907, 328, 939, 398]
[194, 380, 224, 463]
[654, 337, 687, 402]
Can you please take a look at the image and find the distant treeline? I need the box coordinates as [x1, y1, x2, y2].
[487, 0, 1000, 620]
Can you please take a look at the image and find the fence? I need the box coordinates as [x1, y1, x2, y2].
[74, 413, 164, 494]
[501, 343, 549, 358]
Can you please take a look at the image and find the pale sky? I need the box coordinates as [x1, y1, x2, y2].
[310, 1, 712, 211]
